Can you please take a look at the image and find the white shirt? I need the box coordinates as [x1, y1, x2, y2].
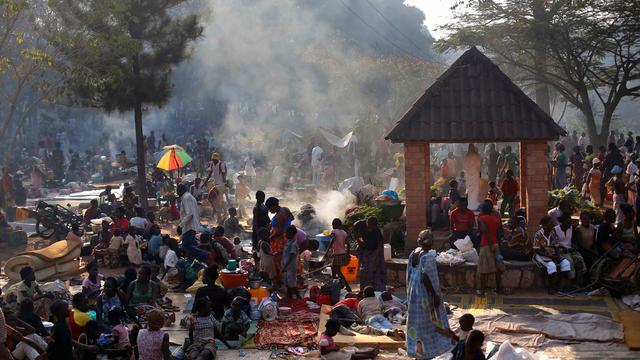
[554, 225, 573, 249]
[164, 249, 178, 268]
[578, 136, 587, 148]
[179, 192, 200, 233]
[626, 162, 638, 176]
[311, 146, 324, 167]
[208, 160, 227, 185]
[129, 216, 149, 229]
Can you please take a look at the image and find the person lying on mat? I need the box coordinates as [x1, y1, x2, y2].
[357, 286, 405, 340]
[319, 319, 380, 360]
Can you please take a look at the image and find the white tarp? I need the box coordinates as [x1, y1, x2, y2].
[320, 128, 354, 148]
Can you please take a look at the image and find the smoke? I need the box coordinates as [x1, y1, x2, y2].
[173, 0, 437, 161]
[313, 190, 356, 226]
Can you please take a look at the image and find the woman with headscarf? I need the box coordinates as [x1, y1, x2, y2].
[601, 143, 625, 207]
[265, 197, 294, 287]
[406, 229, 452, 359]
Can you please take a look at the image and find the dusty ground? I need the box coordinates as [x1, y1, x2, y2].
[0, 231, 637, 359]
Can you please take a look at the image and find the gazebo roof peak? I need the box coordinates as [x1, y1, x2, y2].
[386, 47, 566, 143]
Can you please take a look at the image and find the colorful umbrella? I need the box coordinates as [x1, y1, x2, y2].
[156, 145, 193, 171]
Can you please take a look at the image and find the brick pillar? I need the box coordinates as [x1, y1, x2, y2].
[522, 141, 549, 237]
[404, 142, 430, 252]
[519, 143, 527, 207]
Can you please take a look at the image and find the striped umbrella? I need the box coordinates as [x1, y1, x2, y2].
[156, 145, 193, 171]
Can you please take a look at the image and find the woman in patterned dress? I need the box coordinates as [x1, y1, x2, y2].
[406, 229, 452, 359]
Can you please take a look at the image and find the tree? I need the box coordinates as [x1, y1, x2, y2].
[48, 0, 203, 208]
[437, 0, 640, 146]
[0, 0, 64, 161]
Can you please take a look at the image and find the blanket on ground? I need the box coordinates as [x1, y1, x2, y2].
[254, 312, 319, 349]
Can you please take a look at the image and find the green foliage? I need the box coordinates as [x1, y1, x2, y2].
[548, 186, 581, 210]
[580, 202, 603, 224]
[437, 0, 640, 145]
[47, 0, 204, 112]
[344, 205, 384, 229]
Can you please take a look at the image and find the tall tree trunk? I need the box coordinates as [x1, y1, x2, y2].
[133, 53, 148, 210]
[533, 0, 551, 115]
[134, 100, 148, 210]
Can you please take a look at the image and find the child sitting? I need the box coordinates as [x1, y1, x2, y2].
[451, 330, 486, 360]
[319, 319, 379, 360]
[357, 287, 404, 340]
[158, 235, 170, 262]
[48, 300, 74, 359]
[487, 182, 502, 206]
[380, 291, 406, 321]
[106, 229, 125, 268]
[186, 297, 232, 360]
[233, 237, 242, 259]
[109, 309, 132, 357]
[282, 225, 299, 299]
[223, 208, 242, 238]
[163, 238, 180, 280]
[442, 313, 475, 343]
[125, 228, 143, 266]
[221, 297, 251, 340]
[69, 292, 92, 340]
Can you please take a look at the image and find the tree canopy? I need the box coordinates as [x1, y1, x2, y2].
[48, 0, 203, 207]
[437, 0, 640, 146]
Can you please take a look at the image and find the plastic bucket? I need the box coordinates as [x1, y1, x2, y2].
[340, 255, 359, 282]
[219, 271, 248, 288]
[316, 235, 331, 251]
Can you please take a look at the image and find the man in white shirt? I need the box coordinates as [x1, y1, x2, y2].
[206, 152, 227, 186]
[177, 184, 207, 261]
[311, 145, 324, 185]
[577, 132, 587, 150]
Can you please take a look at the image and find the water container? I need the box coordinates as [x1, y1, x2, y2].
[383, 244, 392, 261]
[340, 255, 359, 283]
[316, 234, 332, 251]
[227, 259, 238, 271]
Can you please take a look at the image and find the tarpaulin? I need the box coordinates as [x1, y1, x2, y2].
[320, 128, 353, 148]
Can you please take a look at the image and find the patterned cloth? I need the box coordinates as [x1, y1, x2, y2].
[137, 329, 166, 360]
[358, 247, 386, 292]
[254, 313, 319, 349]
[406, 250, 452, 359]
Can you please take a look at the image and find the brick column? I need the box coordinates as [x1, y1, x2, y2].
[522, 141, 549, 237]
[519, 143, 527, 207]
[404, 142, 430, 252]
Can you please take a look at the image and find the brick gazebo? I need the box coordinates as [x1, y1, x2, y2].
[386, 47, 565, 251]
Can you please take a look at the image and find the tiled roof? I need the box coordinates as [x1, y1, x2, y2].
[386, 47, 566, 143]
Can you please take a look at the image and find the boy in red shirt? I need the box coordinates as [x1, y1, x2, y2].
[500, 170, 519, 218]
[449, 198, 477, 248]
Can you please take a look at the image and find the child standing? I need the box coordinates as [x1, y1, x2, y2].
[257, 228, 276, 284]
[221, 297, 251, 340]
[125, 228, 143, 266]
[234, 175, 251, 219]
[329, 218, 352, 292]
[282, 225, 299, 298]
[500, 169, 519, 217]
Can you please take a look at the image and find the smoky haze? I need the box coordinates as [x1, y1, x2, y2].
[164, 0, 439, 160]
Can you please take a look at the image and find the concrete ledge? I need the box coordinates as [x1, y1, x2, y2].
[386, 258, 546, 290]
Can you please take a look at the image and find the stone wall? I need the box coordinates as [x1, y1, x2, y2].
[386, 259, 546, 290]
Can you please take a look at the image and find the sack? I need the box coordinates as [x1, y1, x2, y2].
[461, 249, 479, 263]
[454, 236, 474, 252]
